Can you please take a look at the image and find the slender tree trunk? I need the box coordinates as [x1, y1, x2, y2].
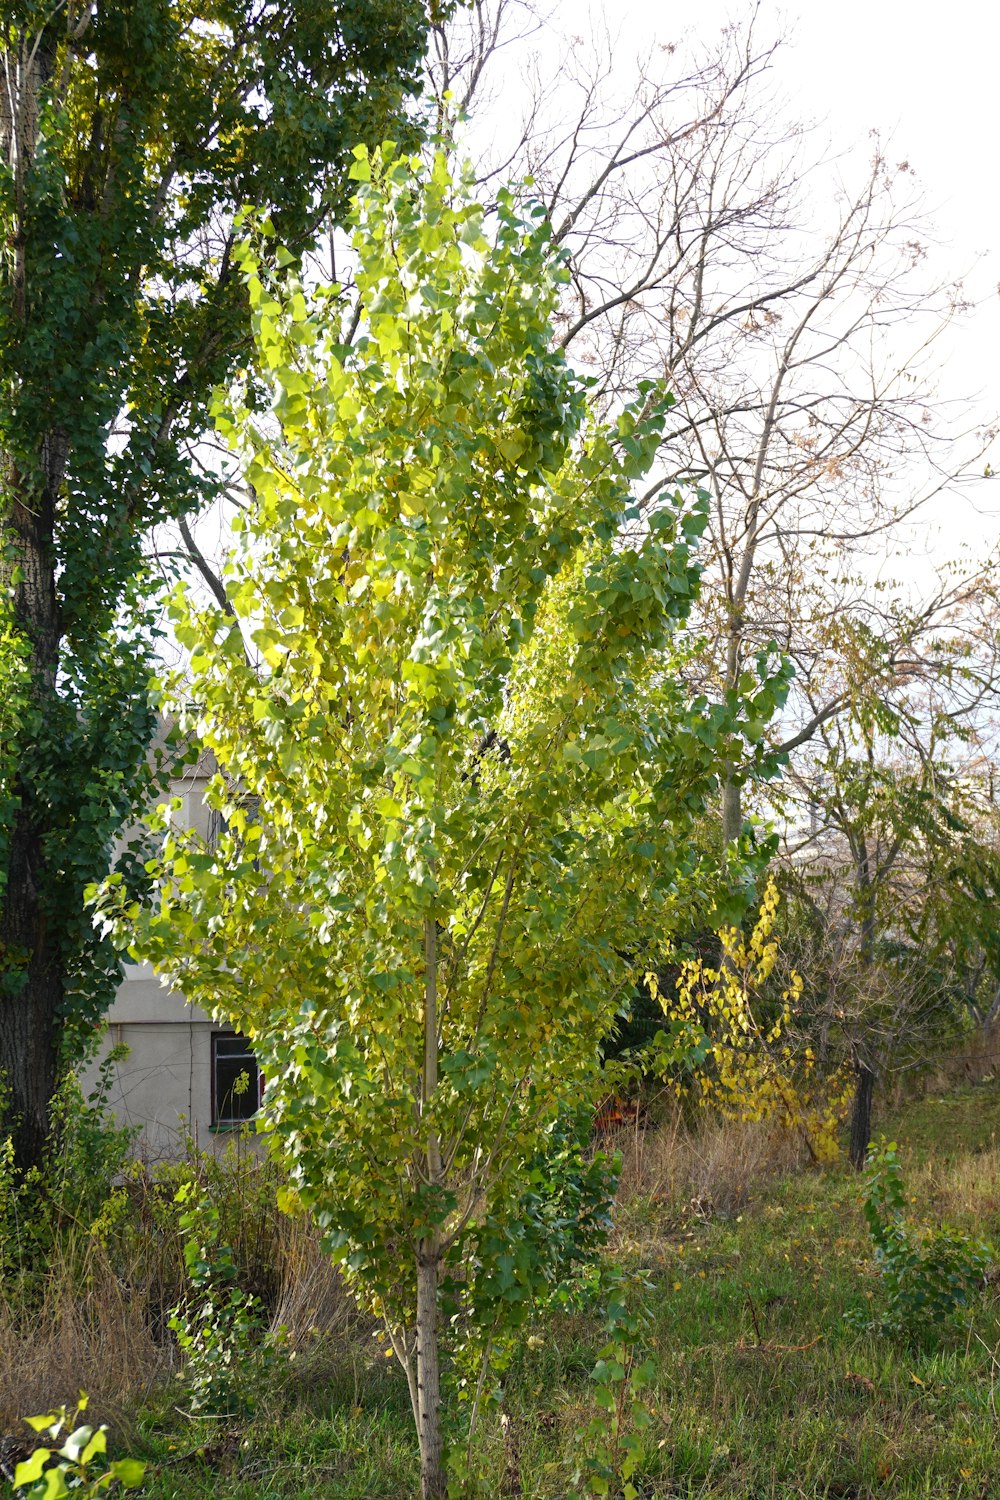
[416, 1244, 445, 1500]
[721, 776, 741, 847]
[849, 1061, 875, 1170]
[847, 839, 878, 1171]
[720, 594, 744, 848]
[414, 911, 445, 1499]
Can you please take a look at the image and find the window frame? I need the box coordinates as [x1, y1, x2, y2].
[210, 1031, 264, 1130]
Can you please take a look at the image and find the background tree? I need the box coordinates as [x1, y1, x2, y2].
[425, 2, 994, 847]
[97, 147, 784, 1498]
[0, 0, 434, 1169]
[413, 6, 1000, 1163]
[774, 578, 1000, 1161]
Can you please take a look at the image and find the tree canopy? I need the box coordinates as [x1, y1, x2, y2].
[0, 0, 434, 1167]
[97, 144, 787, 1496]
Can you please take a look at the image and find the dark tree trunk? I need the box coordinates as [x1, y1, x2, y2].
[0, 30, 65, 1173]
[0, 829, 60, 1171]
[849, 1062, 875, 1171]
[1, 461, 64, 1171]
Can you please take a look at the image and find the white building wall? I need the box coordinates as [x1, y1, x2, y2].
[78, 750, 260, 1157]
[78, 966, 226, 1156]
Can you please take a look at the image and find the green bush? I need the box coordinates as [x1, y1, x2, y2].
[849, 1139, 993, 1338]
[168, 1174, 284, 1416]
[0, 1056, 137, 1303]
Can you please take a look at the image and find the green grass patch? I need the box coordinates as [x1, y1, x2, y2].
[28, 1080, 1000, 1498]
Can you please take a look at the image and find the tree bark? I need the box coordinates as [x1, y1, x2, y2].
[721, 776, 742, 848]
[0, 810, 61, 1171]
[0, 28, 65, 1172]
[413, 911, 445, 1498]
[849, 1061, 875, 1171]
[1, 453, 65, 1169]
[415, 1245, 445, 1500]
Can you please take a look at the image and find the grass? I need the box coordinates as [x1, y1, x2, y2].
[472, 1098, 1000, 1498]
[6, 1080, 1000, 1498]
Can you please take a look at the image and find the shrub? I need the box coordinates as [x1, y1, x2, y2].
[167, 1174, 283, 1417]
[647, 879, 853, 1163]
[0, 1056, 137, 1308]
[849, 1139, 993, 1337]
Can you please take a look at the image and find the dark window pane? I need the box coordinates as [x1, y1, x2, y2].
[213, 1033, 261, 1123]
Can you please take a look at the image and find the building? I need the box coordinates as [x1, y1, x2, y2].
[78, 748, 263, 1156]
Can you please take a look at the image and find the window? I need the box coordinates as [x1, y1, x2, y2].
[211, 1032, 264, 1127]
[207, 795, 261, 852]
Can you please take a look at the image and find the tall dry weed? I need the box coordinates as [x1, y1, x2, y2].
[927, 1028, 1000, 1094]
[908, 1142, 1000, 1229]
[0, 1236, 172, 1432]
[0, 1144, 363, 1430]
[613, 1107, 813, 1222]
[269, 1213, 359, 1350]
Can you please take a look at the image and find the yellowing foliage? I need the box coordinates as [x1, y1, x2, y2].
[649, 880, 852, 1163]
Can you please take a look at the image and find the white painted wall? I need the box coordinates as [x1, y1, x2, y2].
[78, 754, 261, 1157]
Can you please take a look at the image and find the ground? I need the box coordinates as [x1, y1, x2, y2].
[107, 1078, 1000, 1499]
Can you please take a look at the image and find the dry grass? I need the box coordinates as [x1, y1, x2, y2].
[0, 1146, 363, 1437]
[909, 1139, 1000, 1227]
[612, 1106, 812, 1222]
[0, 1238, 173, 1434]
[269, 1214, 362, 1349]
[925, 1025, 1000, 1093]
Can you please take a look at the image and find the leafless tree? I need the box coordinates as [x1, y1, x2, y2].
[768, 568, 1000, 1159]
[426, 0, 996, 845]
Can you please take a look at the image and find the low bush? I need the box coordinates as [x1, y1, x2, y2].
[12, 1394, 145, 1498]
[168, 1175, 282, 1417]
[848, 1138, 994, 1339]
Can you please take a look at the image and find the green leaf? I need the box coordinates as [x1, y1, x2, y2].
[109, 1458, 147, 1487]
[40, 1468, 70, 1500]
[79, 1429, 108, 1465]
[13, 1450, 49, 1485]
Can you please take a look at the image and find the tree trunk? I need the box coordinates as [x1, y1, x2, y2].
[849, 1062, 875, 1171]
[1, 463, 64, 1169]
[0, 794, 61, 1170]
[414, 911, 445, 1498]
[1, 34, 65, 1172]
[722, 776, 742, 847]
[415, 1245, 445, 1500]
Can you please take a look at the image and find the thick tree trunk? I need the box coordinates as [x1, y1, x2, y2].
[1, 459, 64, 1170]
[849, 1062, 875, 1171]
[415, 1246, 445, 1500]
[0, 850, 60, 1171]
[1, 32, 65, 1172]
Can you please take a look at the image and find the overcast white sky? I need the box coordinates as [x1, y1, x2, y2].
[185, 2, 1000, 606]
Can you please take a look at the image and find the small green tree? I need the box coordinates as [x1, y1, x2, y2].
[96, 147, 784, 1498]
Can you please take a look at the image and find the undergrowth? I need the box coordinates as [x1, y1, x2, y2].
[3, 1074, 1000, 1497]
